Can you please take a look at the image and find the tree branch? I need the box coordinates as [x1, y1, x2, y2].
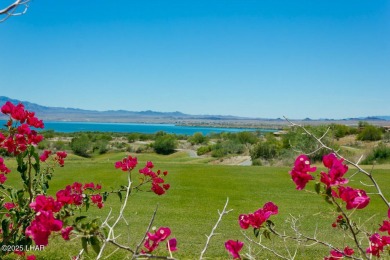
[199, 197, 233, 259]
[0, 0, 30, 22]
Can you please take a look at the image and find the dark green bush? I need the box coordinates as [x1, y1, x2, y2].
[362, 143, 390, 164]
[357, 125, 382, 141]
[153, 134, 177, 155]
[210, 140, 244, 158]
[70, 133, 91, 157]
[189, 132, 208, 145]
[197, 145, 212, 156]
[250, 133, 282, 160]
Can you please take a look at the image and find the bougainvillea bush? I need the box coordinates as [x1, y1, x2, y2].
[0, 101, 175, 259]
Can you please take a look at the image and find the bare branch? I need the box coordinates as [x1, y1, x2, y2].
[97, 172, 134, 259]
[199, 197, 233, 259]
[0, 0, 30, 22]
[133, 204, 159, 258]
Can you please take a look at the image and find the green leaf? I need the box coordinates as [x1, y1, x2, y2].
[32, 163, 40, 173]
[253, 228, 260, 238]
[81, 237, 88, 254]
[90, 236, 101, 254]
[102, 192, 109, 202]
[75, 216, 87, 223]
[266, 220, 275, 229]
[117, 191, 122, 202]
[263, 229, 271, 240]
[314, 182, 321, 194]
[325, 196, 333, 205]
[2, 219, 10, 237]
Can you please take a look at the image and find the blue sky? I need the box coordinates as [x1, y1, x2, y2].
[1, 1, 389, 119]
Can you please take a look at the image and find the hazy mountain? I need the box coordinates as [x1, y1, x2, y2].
[0, 96, 250, 123]
[0, 96, 388, 125]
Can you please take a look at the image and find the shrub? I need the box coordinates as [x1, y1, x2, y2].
[282, 125, 338, 162]
[210, 140, 244, 158]
[357, 124, 382, 141]
[70, 133, 91, 157]
[197, 145, 212, 156]
[362, 142, 390, 164]
[236, 131, 258, 144]
[127, 133, 140, 143]
[331, 124, 355, 139]
[250, 133, 282, 160]
[53, 140, 66, 151]
[189, 132, 208, 145]
[153, 134, 177, 155]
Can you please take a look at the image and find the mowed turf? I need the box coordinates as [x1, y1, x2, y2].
[4, 152, 390, 259]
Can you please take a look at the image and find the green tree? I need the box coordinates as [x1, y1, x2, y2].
[189, 132, 208, 145]
[250, 133, 282, 160]
[362, 142, 390, 164]
[153, 134, 177, 155]
[357, 125, 382, 141]
[70, 133, 91, 157]
[236, 131, 258, 144]
[282, 125, 337, 161]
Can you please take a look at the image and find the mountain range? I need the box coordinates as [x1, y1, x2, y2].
[0, 96, 252, 123]
[0, 96, 389, 125]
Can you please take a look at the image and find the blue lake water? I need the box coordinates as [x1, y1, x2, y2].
[1, 120, 275, 135]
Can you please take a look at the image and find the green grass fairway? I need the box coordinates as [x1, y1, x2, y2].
[4, 152, 390, 259]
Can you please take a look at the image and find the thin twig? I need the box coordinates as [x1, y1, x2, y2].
[199, 197, 233, 259]
[97, 171, 133, 259]
[133, 204, 159, 258]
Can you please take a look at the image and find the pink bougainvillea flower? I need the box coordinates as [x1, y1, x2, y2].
[320, 153, 349, 188]
[29, 195, 62, 213]
[238, 214, 250, 229]
[0, 132, 5, 143]
[337, 186, 370, 210]
[1, 101, 15, 114]
[262, 201, 278, 215]
[247, 209, 272, 229]
[83, 182, 101, 190]
[61, 226, 73, 240]
[289, 155, 316, 190]
[71, 182, 83, 193]
[167, 238, 177, 251]
[91, 194, 104, 208]
[115, 155, 138, 171]
[17, 123, 31, 135]
[27, 255, 37, 260]
[323, 246, 353, 260]
[146, 161, 154, 168]
[148, 227, 171, 242]
[11, 103, 27, 122]
[225, 240, 244, 259]
[25, 210, 63, 246]
[56, 185, 82, 206]
[143, 227, 173, 253]
[0, 158, 11, 174]
[55, 151, 67, 166]
[0, 173, 7, 184]
[343, 246, 354, 256]
[39, 150, 52, 162]
[151, 182, 166, 195]
[324, 249, 343, 260]
[238, 201, 278, 229]
[366, 233, 390, 257]
[379, 220, 390, 235]
[3, 202, 16, 210]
